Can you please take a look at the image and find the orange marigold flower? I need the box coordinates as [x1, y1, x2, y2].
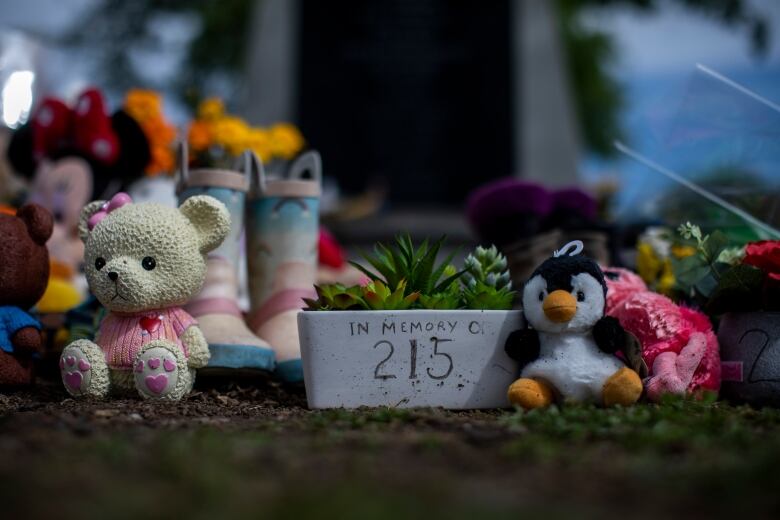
[188, 121, 212, 152]
[147, 144, 175, 175]
[125, 89, 162, 122]
[143, 117, 177, 145]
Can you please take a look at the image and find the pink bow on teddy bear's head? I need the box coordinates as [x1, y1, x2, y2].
[87, 192, 132, 231]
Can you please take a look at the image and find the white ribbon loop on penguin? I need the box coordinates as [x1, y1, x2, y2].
[553, 240, 584, 258]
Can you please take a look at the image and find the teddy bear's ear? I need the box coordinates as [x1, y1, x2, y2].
[78, 200, 107, 242]
[16, 203, 53, 246]
[178, 195, 230, 254]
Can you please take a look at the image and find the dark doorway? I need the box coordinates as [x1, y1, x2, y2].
[298, 0, 513, 207]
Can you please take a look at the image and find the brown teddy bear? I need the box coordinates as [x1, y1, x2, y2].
[0, 204, 53, 385]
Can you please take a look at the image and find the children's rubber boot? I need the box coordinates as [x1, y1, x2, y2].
[246, 151, 321, 383]
[176, 144, 275, 373]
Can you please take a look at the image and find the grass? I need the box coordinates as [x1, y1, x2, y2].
[3, 394, 780, 519]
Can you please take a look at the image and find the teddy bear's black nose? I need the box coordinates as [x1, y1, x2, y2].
[108, 272, 119, 281]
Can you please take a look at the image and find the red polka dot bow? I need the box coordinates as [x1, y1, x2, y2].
[32, 88, 120, 166]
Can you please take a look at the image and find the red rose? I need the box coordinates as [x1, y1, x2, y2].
[743, 240, 780, 281]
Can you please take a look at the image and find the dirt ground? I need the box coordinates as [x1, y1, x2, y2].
[2, 375, 780, 520]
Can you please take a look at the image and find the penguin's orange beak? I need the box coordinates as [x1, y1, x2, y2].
[543, 290, 577, 323]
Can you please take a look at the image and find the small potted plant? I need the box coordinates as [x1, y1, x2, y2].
[297, 235, 524, 409]
[672, 223, 780, 406]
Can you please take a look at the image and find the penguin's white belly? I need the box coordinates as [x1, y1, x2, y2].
[521, 332, 625, 403]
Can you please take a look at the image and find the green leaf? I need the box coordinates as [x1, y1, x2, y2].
[672, 255, 710, 287]
[429, 248, 459, 292]
[383, 243, 407, 289]
[433, 269, 467, 294]
[413, 236, 442, 293]
[693, 272, 719, 299]
[705, 264, 765, 315]
[363, 290, 382, 310]
[303, 298, 323, 311]
[307, 283, 368, 311]
[362, 248, 395, 283]
[463, 283, 516, 310]
[402, 292, 421, 308]
[702, 231, 728, 263]
[349, 260, 382, 285]
[419, 293, 462, 310]
[717, 264, 766, 293]
[395, 234, 414, 266]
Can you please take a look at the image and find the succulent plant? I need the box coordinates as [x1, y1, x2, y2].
[461, 245, 515, 310]
[303, 284, 367, 311]
[418, 265, 463, 309]
[363, 279, 420, 310]
[305, 238, 515, 311]
[303, 280, 420, 311]
[352, 234, 465, 297]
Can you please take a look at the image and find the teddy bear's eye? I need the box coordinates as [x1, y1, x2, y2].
[577, 291, 586, 302]
[95, 257, 106, 271]
[538, 291, 544, 302]
[142, 257, 156, 271]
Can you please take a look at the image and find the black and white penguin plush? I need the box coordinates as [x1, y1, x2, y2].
[505, 241, 643, 409]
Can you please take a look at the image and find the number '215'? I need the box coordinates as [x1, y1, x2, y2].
[373, 337, 454, 381]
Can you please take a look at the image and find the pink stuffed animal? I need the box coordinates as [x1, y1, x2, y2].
[603, 267, 720, 401]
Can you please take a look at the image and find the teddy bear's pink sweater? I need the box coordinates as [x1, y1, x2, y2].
[96, 307, 195, 370]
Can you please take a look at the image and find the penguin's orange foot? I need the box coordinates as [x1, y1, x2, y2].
[602, 367, 643, 406]
[507, 378, 554, 410]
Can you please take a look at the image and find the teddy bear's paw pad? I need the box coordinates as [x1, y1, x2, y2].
[60, 347, 93, 395]
[134, 347, 180, 399]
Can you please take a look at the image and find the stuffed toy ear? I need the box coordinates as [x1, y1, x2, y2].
[33, 98, 73, 160]
[111, 110, 151, 181]
[16, 203, 53, 245]
[178, 195, 230, 254]
[73, 89, 119, 165]
[78, 200, 107, 242]
[6, 123, 36, 178]
[87, 110, 151, 201]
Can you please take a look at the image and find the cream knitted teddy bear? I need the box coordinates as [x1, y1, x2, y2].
[60, 192, 229, 400]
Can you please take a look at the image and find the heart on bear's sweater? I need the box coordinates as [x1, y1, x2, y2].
[139, 315, 162, 334]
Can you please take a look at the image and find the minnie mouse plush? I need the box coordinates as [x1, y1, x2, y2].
[7, 88, 151, 300]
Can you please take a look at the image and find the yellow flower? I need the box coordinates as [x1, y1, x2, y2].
[269, 123, 305, 160]
[671, 244, 696, 259]
[657, 260, 676, 296]
[636, 242, 663, 285]
[124, 89, 162, 122]
[247, 128, 272, 163]
[211, 116, 250, 156]
[198, 97, 225, 121]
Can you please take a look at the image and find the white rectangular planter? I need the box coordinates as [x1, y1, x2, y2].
[298, 310, 524, 409]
